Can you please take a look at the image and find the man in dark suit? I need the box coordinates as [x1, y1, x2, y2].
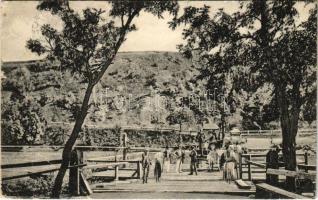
[189, 146, 198, 175]
[196, 130, 205, 156]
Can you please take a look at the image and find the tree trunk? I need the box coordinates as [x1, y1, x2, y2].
[51, 84, 94, 198]
[49, 9, 141, 198]
[281, 115, 297, 191]
[220, 111, 225, 140]
[277, 85, 301, 192]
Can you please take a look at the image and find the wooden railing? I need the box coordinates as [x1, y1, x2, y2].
[231, 129, 315, 136]
[1, 158, 86, 181]
[239, 153, 266, 181]
[297, 164, 316, 172]
[47, 122, 203, 135]
[1, 159, 62, 169]
[1, 145, 150, 196]
[239, 152, 310, 181]
[256, 168, 316, 198]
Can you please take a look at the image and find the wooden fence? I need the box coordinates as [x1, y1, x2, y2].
[1, 145, 156, 196]
[231, 129, 315, 136]
[255, 164, 316, 198]
[1, 144, 171, 196]
[239, 152, 311, 181]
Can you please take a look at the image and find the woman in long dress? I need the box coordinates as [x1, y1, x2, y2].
[154, 152, 162, 182]
[207, 144, 219, 172]
[174, 146, 183, 173]
[162, 146, 170, 173]
[224, 145, 236, 183]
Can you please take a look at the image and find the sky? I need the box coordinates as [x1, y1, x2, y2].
[1, 1, 313, 62]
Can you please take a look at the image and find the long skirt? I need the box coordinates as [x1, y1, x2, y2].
[162, 159, 170, 172]
[175, 158, 182, 173]
[224, 161, 236, 182]
[154, 161, 162, 182]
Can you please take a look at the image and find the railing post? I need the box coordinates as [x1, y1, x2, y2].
[123, 134, 127, 160]
[137, 161, 142, 179]
[115, 150, 118, 162]
[115, 165, 119, 181]
[123, 135, 127, 168]
[123, 147, 127, 160]
[304, 151, 308, 172]
[248, 154, 252, 181]
[69, 149, 81, 196]
[239, 153, 243, 179]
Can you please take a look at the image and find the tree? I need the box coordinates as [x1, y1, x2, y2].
[27, 0, 178, 197]
[170, 1, 316, 191]
[166, 108, 191, 131]
[240, 84, 279, 130]
[302, 90, 316, 127]
[1, 98, 46, 145]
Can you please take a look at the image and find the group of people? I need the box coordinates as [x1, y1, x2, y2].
[187, 140, 246, 183]
[220, 141, 246, 183]
[141, 146, 186, 184]
[140, 141, 245, 184]
[189, 144, 219, 175]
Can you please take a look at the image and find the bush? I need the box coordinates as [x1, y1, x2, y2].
[77, 127, 120, 146]
[45, 126, 68, 145]
[1, 99, 46, 145]
[125, 129, 194, 147]
[2, 174, 69, 198]
[3, 175, 50, 197]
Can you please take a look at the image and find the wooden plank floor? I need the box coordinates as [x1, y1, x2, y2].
[91, 170, 256, 198]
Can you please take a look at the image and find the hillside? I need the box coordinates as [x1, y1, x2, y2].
[1, 51, 207, 130]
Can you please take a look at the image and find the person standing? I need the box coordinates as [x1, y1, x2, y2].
[154, 152, 162, 183]
[189, 146, 198, 175]
[120, 131, 128, 164]
[162, 146, 170, 173]
[196, 130, 205, 156]
[208, 133, 216, 148]
[181, 148, 185, 173]
[266, 144, 279, 186]
[207, 144, 218, 172]
[175, 146, 183, 173]
[142, 149, 151, 184]
[224, 145, 236, 183]
[234, 141, 243, 177]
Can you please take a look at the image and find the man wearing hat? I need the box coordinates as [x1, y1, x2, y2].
[196, 129, 205, 156]
[189, 145, 198, 175]
[142, 149, 151, 183]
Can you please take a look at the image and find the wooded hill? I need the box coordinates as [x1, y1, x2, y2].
[2, 52, 204, 129]
[1, 51, 315, 145]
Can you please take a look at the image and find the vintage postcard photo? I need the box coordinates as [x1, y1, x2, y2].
[1, 0, 317, 199]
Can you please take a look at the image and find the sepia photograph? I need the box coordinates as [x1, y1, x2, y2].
[0, 0, 317, 199]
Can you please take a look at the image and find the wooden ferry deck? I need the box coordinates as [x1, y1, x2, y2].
[91, 169, 256, 199]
